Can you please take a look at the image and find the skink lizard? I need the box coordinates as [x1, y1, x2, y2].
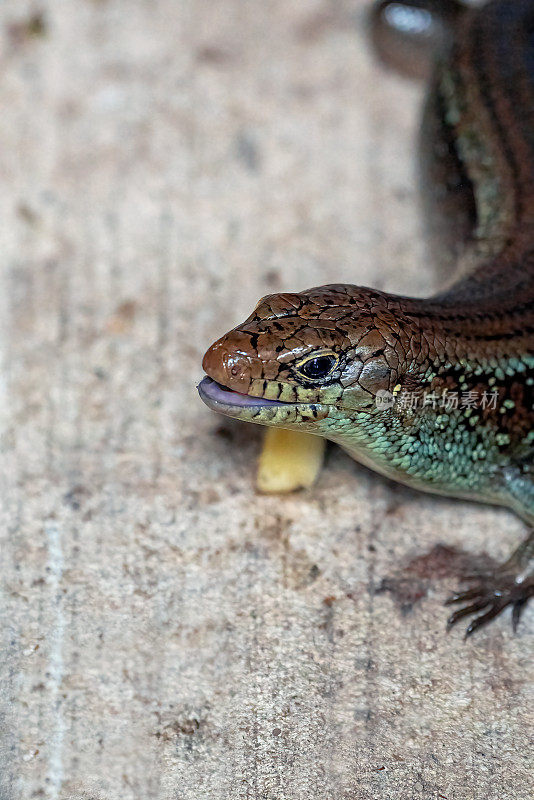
[198, 0, 534, 636]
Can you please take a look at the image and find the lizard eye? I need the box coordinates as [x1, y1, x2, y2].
[296, 352, 339, 381]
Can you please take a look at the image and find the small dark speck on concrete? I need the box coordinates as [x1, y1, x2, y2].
[155, 718, 203, 741]
[17, 203, 39, 226]
[235, 131, 261, 172]
[173, 718, 201, 736]
[63, 485, 90, 511]
[263, 269, 281, 288]
[196, 44, 233, 66]
[393, 186, 410, 201]
[272, 728, 281, 737]
[323, 595, 336, 607]
[7, 11, 47, 44]
[213, 424, 234, 442]
[26, 12, 46, 37]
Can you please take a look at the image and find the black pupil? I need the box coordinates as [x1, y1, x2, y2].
[301, 355, 335, 379]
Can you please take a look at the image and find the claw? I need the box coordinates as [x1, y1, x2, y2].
[447, 598, 491, 628]
[445, 587, 484, 606]
[464, 604, 504, 638]
[512, 598, 528, 633]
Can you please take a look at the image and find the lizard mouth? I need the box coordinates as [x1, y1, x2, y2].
[197, 376, 295, 411]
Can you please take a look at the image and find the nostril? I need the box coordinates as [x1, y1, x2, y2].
[223, 350, 246, 380]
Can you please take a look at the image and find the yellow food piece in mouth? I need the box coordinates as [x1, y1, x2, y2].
[256, 429, 326, 493]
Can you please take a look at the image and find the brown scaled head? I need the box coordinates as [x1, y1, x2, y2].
[199, 284, 407, 424]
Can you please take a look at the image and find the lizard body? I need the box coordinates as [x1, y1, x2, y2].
[198, 0, 534, 635]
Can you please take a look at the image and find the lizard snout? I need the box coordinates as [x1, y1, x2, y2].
[202, 333, 255, 393]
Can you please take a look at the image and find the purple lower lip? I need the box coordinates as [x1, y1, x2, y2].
[197, 377, 291, 408]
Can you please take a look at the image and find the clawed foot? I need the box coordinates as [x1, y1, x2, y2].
[445, 567, 534, 638]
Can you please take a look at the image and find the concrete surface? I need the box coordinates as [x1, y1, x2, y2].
[0, 1, 532, 799]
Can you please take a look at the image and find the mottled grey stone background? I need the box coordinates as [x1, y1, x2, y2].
[0, 1, 531, 799]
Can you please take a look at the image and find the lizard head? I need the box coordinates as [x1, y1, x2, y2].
[198, 284, 412, 435]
